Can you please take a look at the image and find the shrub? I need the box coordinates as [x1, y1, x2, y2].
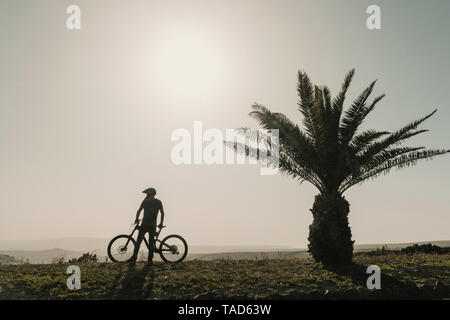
[51, 255, 66, 265]
[400, 244, 449, 254]
[68, 252, 98, 264]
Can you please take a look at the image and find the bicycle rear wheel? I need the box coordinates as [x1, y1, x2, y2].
[107, 235, 136, 263]
[159, 234, 188, 263]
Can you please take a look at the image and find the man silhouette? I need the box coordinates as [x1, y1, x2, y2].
[131, 187, 164, 265]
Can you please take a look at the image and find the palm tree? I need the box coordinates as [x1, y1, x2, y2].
[228, 69, 449, 266]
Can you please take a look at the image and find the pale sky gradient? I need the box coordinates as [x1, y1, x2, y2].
[0, 0, 449, 247]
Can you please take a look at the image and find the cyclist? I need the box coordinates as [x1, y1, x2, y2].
[130, 187, 164, 265]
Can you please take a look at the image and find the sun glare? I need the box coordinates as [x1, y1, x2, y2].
[152, 29, 227, 101]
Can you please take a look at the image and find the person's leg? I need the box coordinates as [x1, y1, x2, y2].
[147, 226, 156, 263]
[132, 227, 146, 261]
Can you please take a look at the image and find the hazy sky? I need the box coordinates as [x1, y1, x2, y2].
[0, 0, 449, 247]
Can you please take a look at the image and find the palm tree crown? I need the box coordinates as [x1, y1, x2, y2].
[238, 69, 449, 196]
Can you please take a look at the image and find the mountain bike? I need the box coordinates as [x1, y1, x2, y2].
[107, 219, 188, 263]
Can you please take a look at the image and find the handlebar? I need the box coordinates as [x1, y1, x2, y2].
[134, 219, 166, 229]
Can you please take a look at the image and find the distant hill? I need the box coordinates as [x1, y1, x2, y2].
[0, 238, 298, 255]
[353, 240, 450, 252]
[0, 239, 448, 263]
[186, 241, 450, 260]
[0, 248, 83, 264]
[0, 254, 20, 265]
[0, 238, 110, 252]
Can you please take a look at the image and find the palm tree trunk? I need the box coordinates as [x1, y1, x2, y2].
[307, 193, 354, 265]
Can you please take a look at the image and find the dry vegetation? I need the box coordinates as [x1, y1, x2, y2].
[0, 252, 448, 300]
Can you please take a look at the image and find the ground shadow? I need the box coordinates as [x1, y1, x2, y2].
[326, 262, 403, 288]
[324, 262, 448, 299]
[109, 263, 156, 299]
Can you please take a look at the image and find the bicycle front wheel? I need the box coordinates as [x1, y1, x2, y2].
[159, 234, 188, 263]
[107, 235, 136, 263]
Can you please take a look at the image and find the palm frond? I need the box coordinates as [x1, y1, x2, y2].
[332, 69, 355, 116]
[339, 81, 378, 145]
[296, 71, 325, 145]
[358, 110, 436, 166]
[339, 148, 449, 193]
[248, 103, 318, 164]
[351, 130, 390, 154]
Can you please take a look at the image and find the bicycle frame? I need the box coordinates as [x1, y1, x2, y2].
[107, 220, 187, 264]
[126, 223, 175, 254]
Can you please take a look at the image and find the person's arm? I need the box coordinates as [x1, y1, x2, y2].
[158, 203, 165, 228]
[135, 202, 144, 224]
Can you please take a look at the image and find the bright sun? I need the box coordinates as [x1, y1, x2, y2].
[152, 29, 227, 101]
